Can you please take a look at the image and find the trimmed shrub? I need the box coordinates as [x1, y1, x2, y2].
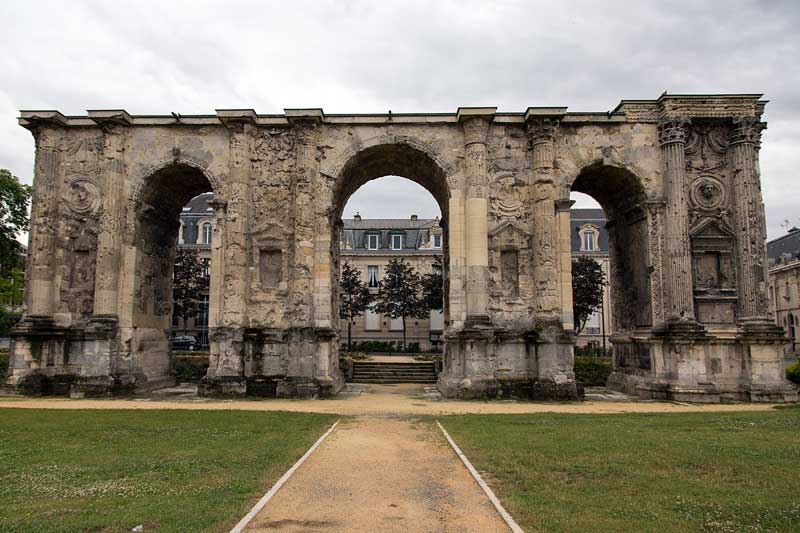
[351, 340, 396, 353]
[787, 362, 800, 385]
[173, 355, 209, 383]
[0, 349, 8, 377]
[574, 356, 612, 387]
[407, 342, 421, 353]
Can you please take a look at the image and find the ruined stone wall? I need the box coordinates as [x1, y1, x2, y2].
[7, 96, 796, 402]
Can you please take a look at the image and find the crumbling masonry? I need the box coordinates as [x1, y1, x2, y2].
[5, 95, 797, 402]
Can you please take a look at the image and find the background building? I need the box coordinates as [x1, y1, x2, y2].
[570, 209, 612, 350]
[768, 227, 800, 355]
[174, 193, 213, 347]
[336, 209, 613, 352]
[339, 214, 444, 352]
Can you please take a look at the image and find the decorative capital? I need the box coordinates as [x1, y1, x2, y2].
[526, 117, 560, 147]
[88, 110, 132, 132]
[458, 108, 495, 146]
[730, 117, 766, 146]
[284, 108, 324, 125]
[207, 198, 228, 215]
[657, 118, 690, 146]
[216, 109, 258, 133]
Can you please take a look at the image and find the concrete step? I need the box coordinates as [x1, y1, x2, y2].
[349, 361, 437, 384]
[351, 378, 437, 384]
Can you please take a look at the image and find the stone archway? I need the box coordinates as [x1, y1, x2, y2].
[7, 98, 797, 402]
[327, 141, 454, 350]
[115, 162, 220, 394]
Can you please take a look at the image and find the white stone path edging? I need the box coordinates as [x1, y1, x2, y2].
[229, 419, 340, 533]
[436, 420, 524, 533]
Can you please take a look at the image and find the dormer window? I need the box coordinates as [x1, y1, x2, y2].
[579, 225, 599, 252]
[391, 234, 403, 250]
[367, 234, 380, 250]
[433, 234, 442, 248]
[201, 222, 213, 245]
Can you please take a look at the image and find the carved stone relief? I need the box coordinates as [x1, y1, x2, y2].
[65, 177, 101, 217]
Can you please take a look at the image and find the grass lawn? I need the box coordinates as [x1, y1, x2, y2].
[0, 409, 338, 532]
[441, 406, 800, 532]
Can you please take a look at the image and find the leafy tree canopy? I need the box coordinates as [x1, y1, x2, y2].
[339, 261, 372, 350]
[572, 255, 606, 335]
[421, 255, 444, 312]
[0, 169, 32, 276]
[172, 248, 208, 324]
[373, 258, 428, 351]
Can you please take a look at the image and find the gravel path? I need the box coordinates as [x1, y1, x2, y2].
[0, 383, 781, 416]
[244, 417, 509, 532]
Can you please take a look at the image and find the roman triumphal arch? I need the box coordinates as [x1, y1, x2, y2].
[6, 95, 797, 402]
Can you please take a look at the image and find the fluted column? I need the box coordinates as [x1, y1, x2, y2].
[555, 199, 575, 330]
[25, 125, 63, 316]
[658, 118, 695, 321]
[527, 117, 560, 319]
[731, 117, 769, 319]
[92, 115, 130, 316]
[221, 123, 254, 327]
[458, 110, 493, 325]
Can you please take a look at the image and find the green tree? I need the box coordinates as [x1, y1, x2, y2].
[572, 256, 606, 335]
[338, 262, 372, 351]
[421, 255, 444, 312]
[373, 258, 427, 351]
[0, 169, 31, 277]
[172, 248, 208, 334]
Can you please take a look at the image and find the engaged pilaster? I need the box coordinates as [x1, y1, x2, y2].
[19, 112, 68, 317]
[526, 110, 564, 319]
[730, 117, 769, 319]
[657, 118, 696, 321]
[457, 107, 495, 326]
[217, 110, 258, 328]
[89, 111, 131, 318]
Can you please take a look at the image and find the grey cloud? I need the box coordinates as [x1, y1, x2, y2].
[0, 0, 797, 238]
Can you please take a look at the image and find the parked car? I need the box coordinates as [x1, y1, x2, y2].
[172, 335, 197, 351]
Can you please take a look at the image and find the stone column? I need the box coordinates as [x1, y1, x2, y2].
[527, 117, 561, 319]
[658, 118, 696, 321]
[219, 119, 255, 328]
[555, 199, 575, 330]
[90, 112, 131, 318]
[457, 108, 494, 326]
[730, 117, 769, 319]
[24, 123, 64, 317]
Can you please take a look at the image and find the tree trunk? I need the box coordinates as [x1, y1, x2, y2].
[348, 320, 353, 351]
[402, 315, 407, 352]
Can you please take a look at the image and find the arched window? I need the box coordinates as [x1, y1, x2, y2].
[201, 223, 213, 245]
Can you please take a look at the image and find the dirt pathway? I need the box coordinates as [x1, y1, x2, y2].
[0, 383, 783, 416]
[244, 417, 509, 532]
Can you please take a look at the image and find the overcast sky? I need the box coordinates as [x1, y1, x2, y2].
[1, 0, 798, 237]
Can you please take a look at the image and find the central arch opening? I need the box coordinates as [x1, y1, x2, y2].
[568, 162, 652, 391]
[332, 143, 450, 383]
[126, 163, 218, 388]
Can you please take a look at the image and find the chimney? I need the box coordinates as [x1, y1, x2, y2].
[354, 212, 361, 221]
[410, 214, 418, 220]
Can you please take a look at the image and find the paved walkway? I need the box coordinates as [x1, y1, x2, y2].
[244, 417, 509, 532]
[0, 383, 781, 416]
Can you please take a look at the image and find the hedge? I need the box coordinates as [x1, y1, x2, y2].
[574, 356, 612, 387]
[787, 362, 800, 385]
[174, 354, 209, 383]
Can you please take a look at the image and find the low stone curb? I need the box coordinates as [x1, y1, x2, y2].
[229, 419, 340, 533]
[436, 420, 524, 533]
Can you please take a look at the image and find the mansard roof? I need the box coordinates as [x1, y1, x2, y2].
[768, 228, 800, 265]
[341, 216, 441, 254]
